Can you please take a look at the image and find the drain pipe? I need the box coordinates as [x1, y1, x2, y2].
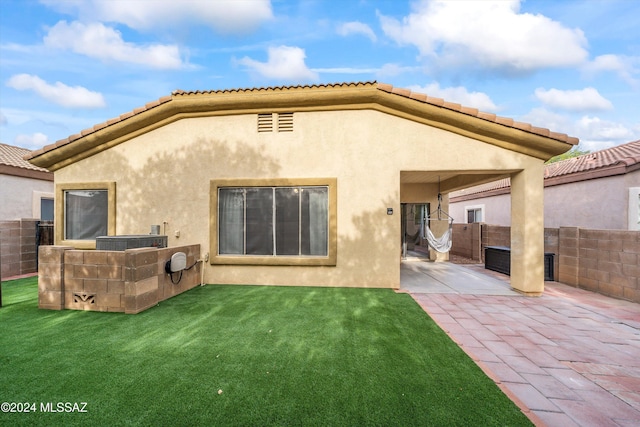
[199, 252, 209, 286]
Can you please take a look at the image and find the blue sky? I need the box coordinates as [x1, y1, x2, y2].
[1, 0, 638, 153]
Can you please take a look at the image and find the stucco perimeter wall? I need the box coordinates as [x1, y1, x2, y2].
[0, 218, 39, 279]
[38, 244, 200, 314]
[545, 173, 640, 229]
[54, 109, 541, 289]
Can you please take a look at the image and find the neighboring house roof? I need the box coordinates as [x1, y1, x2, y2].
[25, 81, 578, 171]
[450, 139, 640, 201]
[0, 142, 53, 181]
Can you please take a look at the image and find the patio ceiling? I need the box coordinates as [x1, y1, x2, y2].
[400, 170, 516, 193]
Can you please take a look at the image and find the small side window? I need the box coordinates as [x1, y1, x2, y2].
[56, 182, 115, 249]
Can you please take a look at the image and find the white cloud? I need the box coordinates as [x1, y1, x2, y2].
[408, 83, 498, 112]
[379, 0, 588, 73]
[521, 108, 636, 151]
[0, 111, 7, 125]
[312, 67, 379, 74]
[376, 63, 420, 78]
[534, 87, 613, 112]
[337, 21, 377, 42]
[583, 54, 639, 87]
[237, 46, 318, 82]
[6, 74, 106, 108]
[14, 132, 49, 150]
[44, 21, 184, 69]
[575, 116, 634, 141]
[41, 0, 273, 35]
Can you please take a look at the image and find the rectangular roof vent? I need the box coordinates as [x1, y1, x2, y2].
[257, 113, 274, 132]
[277, 112, 294, 132]
[258, 113, 294, 133]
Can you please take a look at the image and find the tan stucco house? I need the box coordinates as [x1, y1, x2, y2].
[26, 82, 576, 295]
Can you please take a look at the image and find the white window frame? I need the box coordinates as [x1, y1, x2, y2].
[465, 204, 485, 224]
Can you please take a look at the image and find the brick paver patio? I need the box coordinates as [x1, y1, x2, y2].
[405, 262, 640, 427]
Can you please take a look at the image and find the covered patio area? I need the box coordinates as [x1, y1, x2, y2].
[400, 253, 518, 295]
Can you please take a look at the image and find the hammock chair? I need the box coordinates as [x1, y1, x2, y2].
[422, 183, 454, 254]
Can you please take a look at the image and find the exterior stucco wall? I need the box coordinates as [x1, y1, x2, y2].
[547, 169, 640, 230]
[450, 193, 511, 226]
[0, 174, 54, 220]
[55, 109, 541, 288]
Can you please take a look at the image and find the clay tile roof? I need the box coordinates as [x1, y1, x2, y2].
[450, 178, 512, 198]
[25, 81, 578, 163]
[373, 83, 577, 145]
[544, 139, 640, 179]
[0, 142, 50, 172]
[452, 139, 640, 198]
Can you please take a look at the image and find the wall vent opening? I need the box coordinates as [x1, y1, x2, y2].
[258, 113, 274, 132]
[277, 112, 294, 132]
[74, 293, 95, 304]
[258, 113, 294, 133]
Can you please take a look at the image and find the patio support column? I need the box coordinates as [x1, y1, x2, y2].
[510, 165, 544, 295]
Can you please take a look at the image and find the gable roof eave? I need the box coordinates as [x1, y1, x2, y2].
[26, 82, 578, 171]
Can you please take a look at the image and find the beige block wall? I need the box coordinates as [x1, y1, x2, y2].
[55, 109, 541, 289]
[38, 244, 200, 313]
[451, 222, 481, 260]
[467, 225, 639, 303]
[0, 218, 39, 279]
[577, 229, 639, 301]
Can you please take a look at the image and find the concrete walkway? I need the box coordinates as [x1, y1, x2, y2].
[401, 260, 640, 427]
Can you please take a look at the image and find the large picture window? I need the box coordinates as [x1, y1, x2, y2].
[56, 182, 116, 249]
[218, 186, 328, 256]
[211, 179, 336, 266]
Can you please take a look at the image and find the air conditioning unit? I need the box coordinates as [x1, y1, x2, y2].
[95, 235, 168, 251]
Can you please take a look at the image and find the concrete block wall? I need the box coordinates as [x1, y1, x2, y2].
[451, 223, 481, 260]
[558, 227, 579, 286]
[38, 244, 201, 314]
[38, 245, 71, 310]
[453, 224, 640, 303]
[64, 249, 126, 312]
[0, 219, 39, 279]
[20, 219, 38, 274]
[481, 224, 511, 252]
[574, 229, 639, 302]
[0, 220, 20, 279]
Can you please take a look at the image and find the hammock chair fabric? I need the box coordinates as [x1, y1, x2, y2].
[423, 220, 453, 253]
[422, 186, 454, 253]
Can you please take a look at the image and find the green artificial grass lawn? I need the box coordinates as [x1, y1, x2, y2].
[0, 277, 532, 426]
